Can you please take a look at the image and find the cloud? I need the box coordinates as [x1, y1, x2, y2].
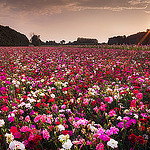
[128, 0, 150, 6]
[145, 10, 150, 13]
[0, 0, 150, 17]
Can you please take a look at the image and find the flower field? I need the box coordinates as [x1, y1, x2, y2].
[0, 46, 150, 150]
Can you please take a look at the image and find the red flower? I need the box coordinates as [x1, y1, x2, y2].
[56, 121, 60, 125]
[47, 110, 51, 113]
[41, 99, 46, 102]
[114, 107, 120, 111]
[140, 126, 145, 131]
[48, 98, 55, 102]
[133, 90, 139, 94]
[139, 118, 148, 124]
[10, 126, 18, 135]
[35, 102, 41, 108]
[33, 134, 42, 144]
[1, 106, 9, 112]
[48, 126, 53, 132]
[128, 133, 138, 144]
[137, 136, 145, 144]
[15, 89, 20, 93]
[91, 100, 96, 106]
[62, 130, 68, 135]
[23, 95, 27, 100]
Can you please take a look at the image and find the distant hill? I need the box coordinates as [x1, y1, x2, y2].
[0, 25, 29, 46]
[108, 30, 150, 45]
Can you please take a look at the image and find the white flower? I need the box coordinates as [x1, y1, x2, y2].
[117, 116, 122, 121]
[18, 102, 25, 108]
[58, 134, 69, 141]
[89, 124, 97, 132]
[12, 80, 16, 84]
[25, 103, 32, 109]
[134, 114, 138, 119]
[41, 79, 44, 82]
[51, 94, 55, 98]
[5, 133, 14, 143]
[40, 93, 45, 96]
[28, 98, 36, 103]
[63, 91, 67, 94]
[59, 109, 66, 113]
[123, 109, 129, 114]
[21, 79, 26, 82]
[0, 119, 5, 127]
[107, 139, 118, 149]
[9, 140, 25, 150]
[15, 84, 19, 88]
[62, 139, 73, 150]
[57, 124, 65, 131]
[16, 81, 20, 85]
[114, 95, 118, 99]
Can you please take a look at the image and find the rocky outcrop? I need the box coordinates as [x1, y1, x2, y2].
[108, 30, 150, 45]
[0, 25, 29, 46]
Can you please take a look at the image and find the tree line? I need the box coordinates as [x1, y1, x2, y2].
[30, 34, 99, 46]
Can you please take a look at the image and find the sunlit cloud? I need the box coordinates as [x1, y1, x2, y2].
[0, 0, 149, 17]
[145, 10, 150, 13]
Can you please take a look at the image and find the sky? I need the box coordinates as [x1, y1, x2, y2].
[0, 0, 150, 43]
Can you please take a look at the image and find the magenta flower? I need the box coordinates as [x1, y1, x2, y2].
[99, 134, 110, 141]
[8, 116, 15, 122]
[117, 122, 124, 128]
[14, 132, 21, 138]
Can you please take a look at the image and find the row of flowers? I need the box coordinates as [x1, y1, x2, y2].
[0, 45, 150, 149]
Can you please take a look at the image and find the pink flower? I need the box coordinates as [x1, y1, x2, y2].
[110, 127, 119, 134]
[42, 129, 50, 140]
[130, 100, 136, 107]
[83, 99, 89, 105]
[136, 93, 143, 100]
[68, 117, 73, 123]
[34, 115, 42, 123]
[28, 133, 34, 141]
[105, 129, 113, 136]
[73, 122, 79, 128]
[61, 105, 66, 109]
[109, 110, 116, 117]
[25, 115, 30, 122]
[97, 128, 105, 135]
[99, 102, 107, 111]
[51, 104, 58, 113]
[94, 106, 99, 113]
[20, 126, 31, 132]
[96, 143, 104, 150]
[104, 97, 113, 103]
[86, 141, 92, 145]
[41, 114, 47, 123]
